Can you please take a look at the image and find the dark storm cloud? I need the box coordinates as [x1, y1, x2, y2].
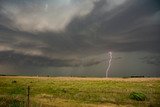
[140, 55, 160, 66]
[0, 51, 75, 67]
[0, 51, 106, 67]
[0, 0, 160, 67]
[67, 0, 160, 53]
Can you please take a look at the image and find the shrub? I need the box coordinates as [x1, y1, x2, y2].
[12, 80, 17, 83]
[129, 92, 147, 101]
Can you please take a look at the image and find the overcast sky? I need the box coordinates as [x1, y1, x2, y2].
[0, 0, 160, 77]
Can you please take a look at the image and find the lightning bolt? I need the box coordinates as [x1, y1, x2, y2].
[106, 51, 112, 77]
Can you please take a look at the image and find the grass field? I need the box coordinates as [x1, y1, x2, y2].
[0, 76, 160, 107]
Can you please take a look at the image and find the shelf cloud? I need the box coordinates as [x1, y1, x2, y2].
[0, 0, 159, 76]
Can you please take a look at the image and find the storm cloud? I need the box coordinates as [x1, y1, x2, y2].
[0, 0, 160, 76]
[140, 55, 160, 66]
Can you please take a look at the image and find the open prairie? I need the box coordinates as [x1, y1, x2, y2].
[0, 76, 160, 107]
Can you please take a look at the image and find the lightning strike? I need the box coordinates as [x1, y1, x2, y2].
[106, 51, 112, 77]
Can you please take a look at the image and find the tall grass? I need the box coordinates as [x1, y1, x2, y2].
[0, 96, 25, 107]
[0, 77, 160, 107]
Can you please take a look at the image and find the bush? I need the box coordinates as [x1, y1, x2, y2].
[12, 80, 17, 83]
[129, 92, 147, 101]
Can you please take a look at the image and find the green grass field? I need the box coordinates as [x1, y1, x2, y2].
[0, 76, 160, 107]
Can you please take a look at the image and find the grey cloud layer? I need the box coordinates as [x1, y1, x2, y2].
[140, 55, 160, 66]
[0, 51, 106, 67]
[0, 0, 160, 67]
[0, 0, 96, 32]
